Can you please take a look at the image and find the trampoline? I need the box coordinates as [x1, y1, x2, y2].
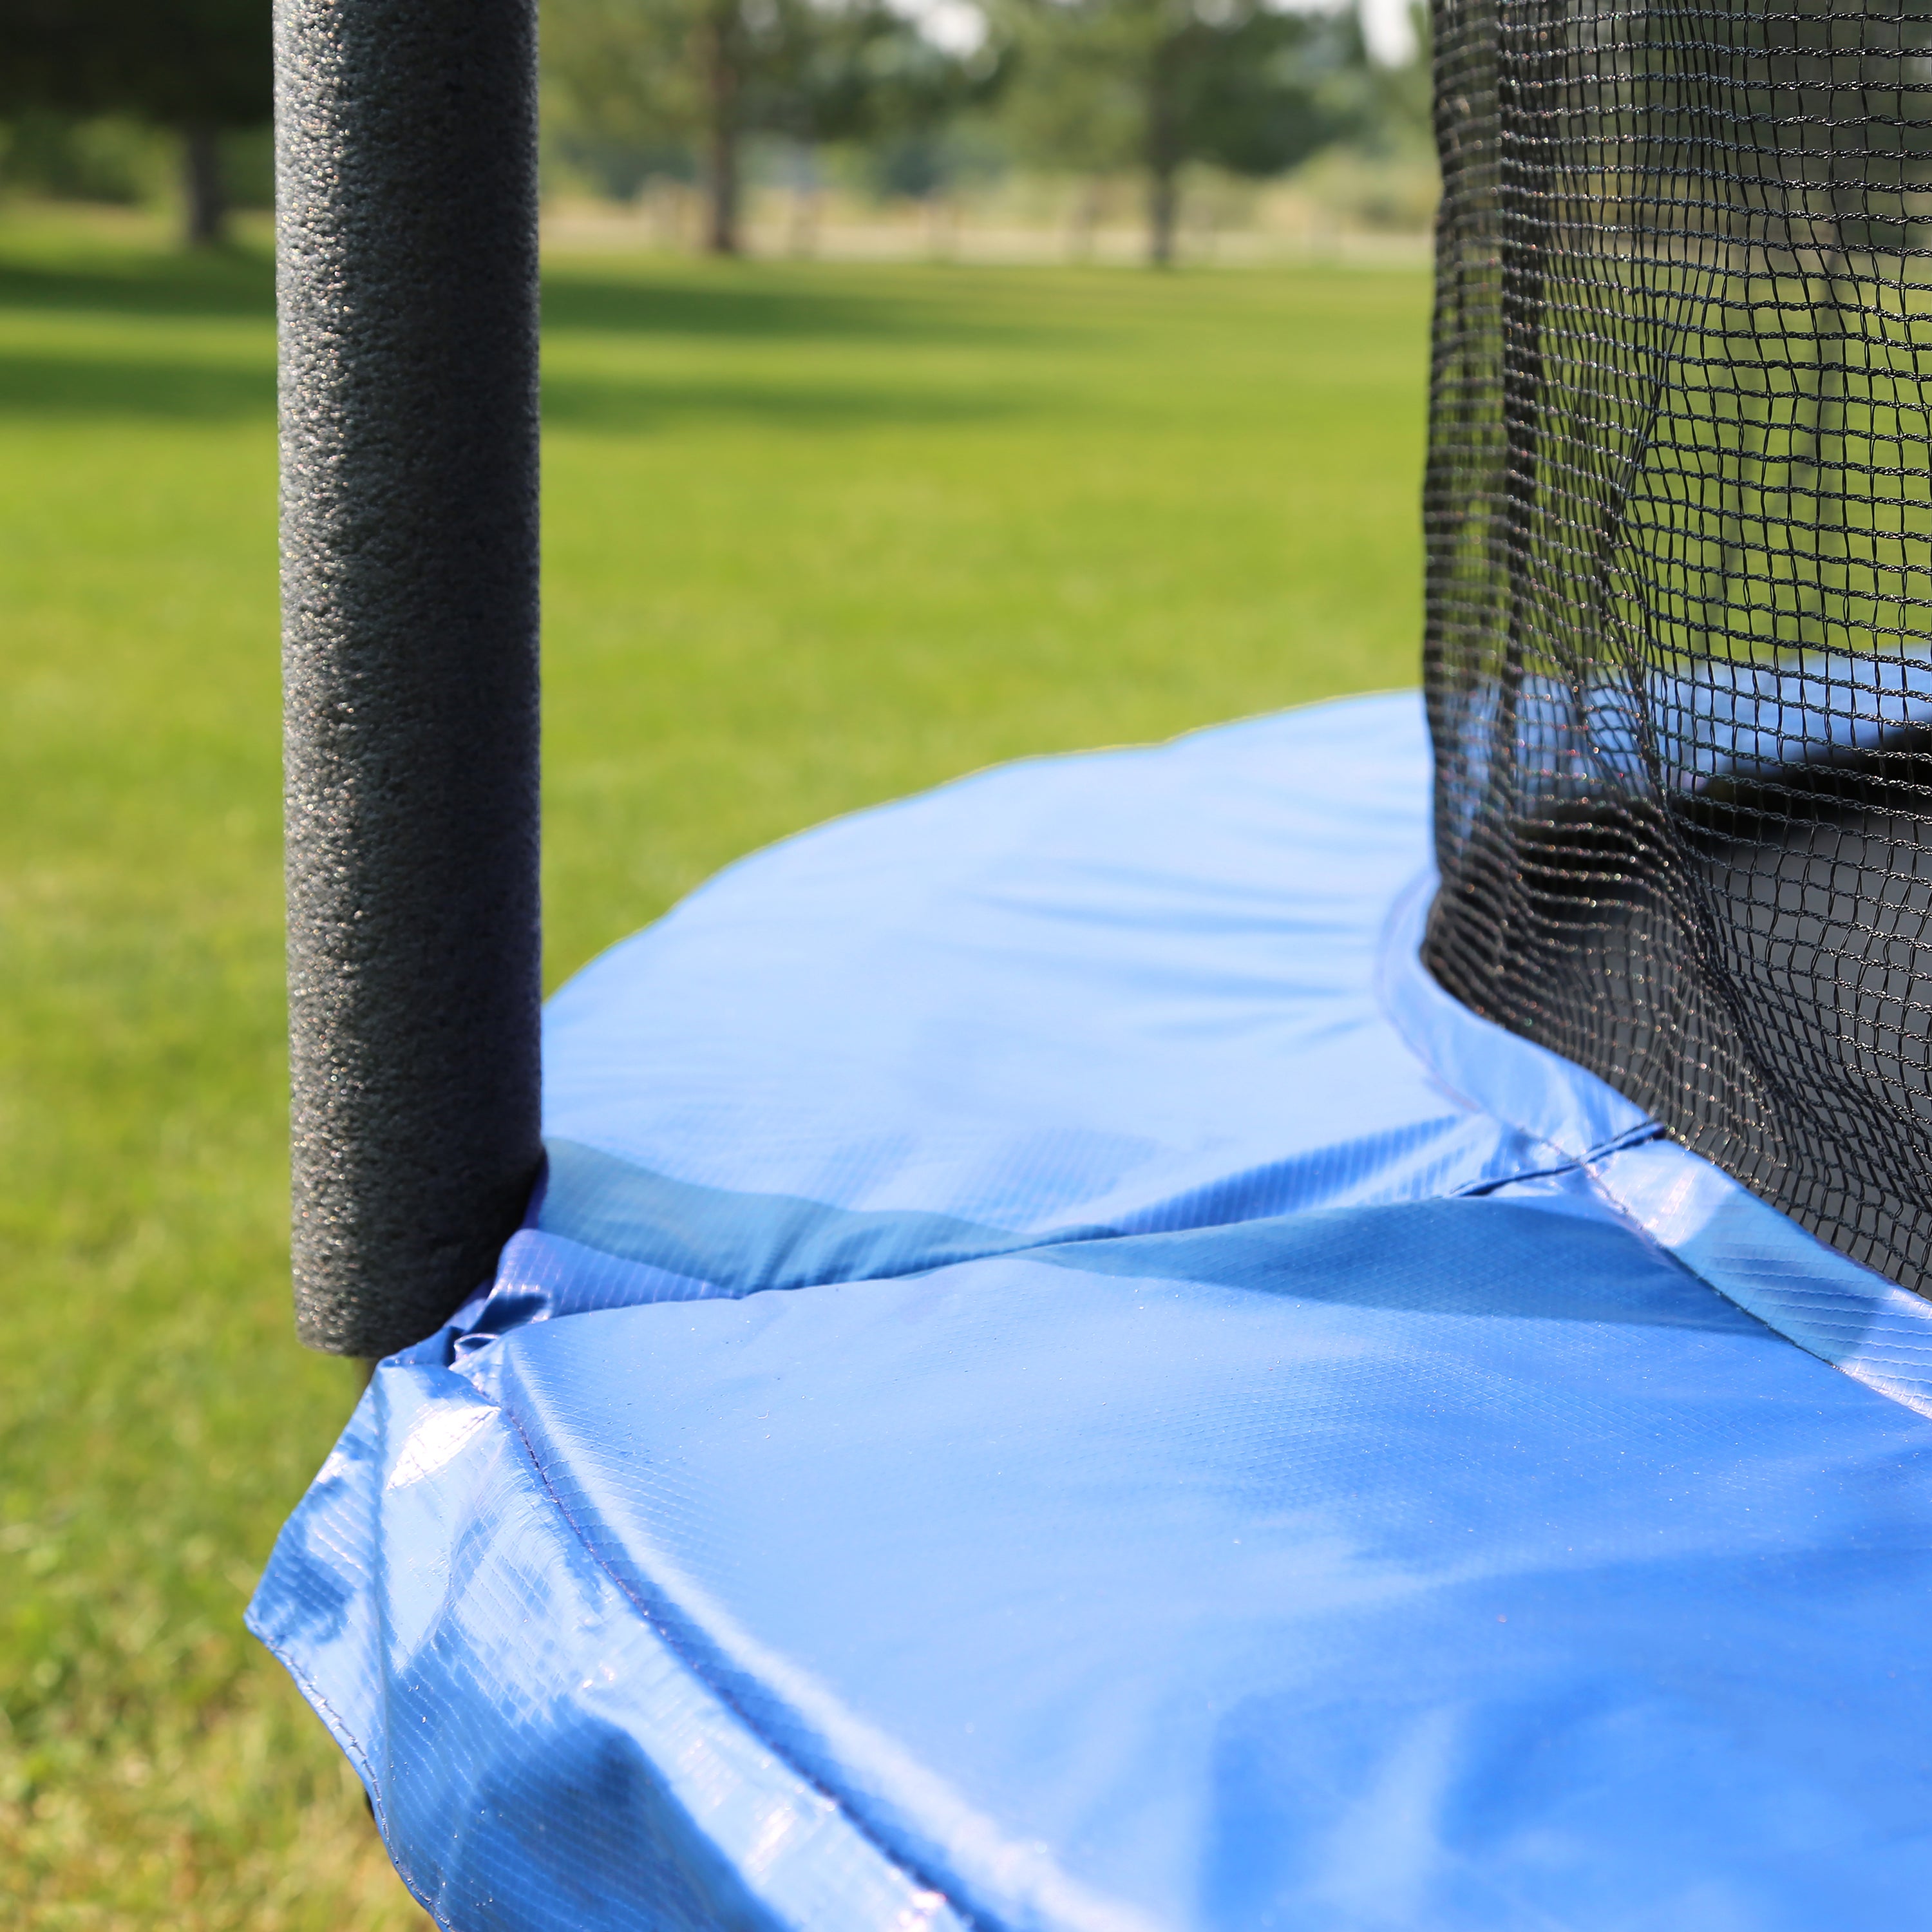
[252, 694, 1932, 1929]
[255, 0, 1932, 1922]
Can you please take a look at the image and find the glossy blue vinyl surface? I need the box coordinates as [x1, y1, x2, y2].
[252, 694, 1932, 1931]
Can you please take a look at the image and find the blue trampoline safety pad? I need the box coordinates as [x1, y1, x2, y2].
[252, 694, 1932, 1932]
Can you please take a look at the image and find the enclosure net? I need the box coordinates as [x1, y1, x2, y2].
[1421, 0, 1932, 1291]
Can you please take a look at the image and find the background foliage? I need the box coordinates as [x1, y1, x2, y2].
[0, 0, 1431, 258]
[0, 1, 270, 241]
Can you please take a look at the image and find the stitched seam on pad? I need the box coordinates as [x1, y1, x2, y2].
[244, 1625, 465, 1932]
[489, 1395, 986, 1932]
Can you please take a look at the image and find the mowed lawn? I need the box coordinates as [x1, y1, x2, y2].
[0, 210, 1430, 1928]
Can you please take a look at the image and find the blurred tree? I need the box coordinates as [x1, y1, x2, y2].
[850, 18, 1009, 218]
[545, 0, 992, 254]
[1324, 0, 1430, 159]
[999, 0, 1361, 265]
[0, 111, 171, 205]
[0, 0, 269, 245]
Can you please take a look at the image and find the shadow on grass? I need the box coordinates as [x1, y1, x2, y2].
[0, 243, 1052, 424]
[541, 270, 1053, 347]
[0, 349, 1030, 430]
[0, 247, 276, 322]
[0, 351, 275, 419]
[0, 245, 1054, 345]
[541, 371, 1029, 433]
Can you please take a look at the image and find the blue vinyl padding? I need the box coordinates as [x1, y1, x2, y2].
[251, 692, 1932, 1931]
[1437, 649, 1932, 840]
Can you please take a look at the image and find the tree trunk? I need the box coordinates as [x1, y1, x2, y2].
[1147, 162, 1179, 268]
[1145, 41, 1181, 269]
[700, 0, 741, 256]
[1066, 178, 1103, 263]
[183, 122, 227, 249]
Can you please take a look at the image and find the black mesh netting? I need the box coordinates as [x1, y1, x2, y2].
[1421, 0, 1932, 1289]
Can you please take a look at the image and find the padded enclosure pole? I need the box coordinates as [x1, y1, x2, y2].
[277, 0, 543, 1356]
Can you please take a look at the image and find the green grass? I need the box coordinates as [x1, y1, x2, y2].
[0, 205, 1430, 1927]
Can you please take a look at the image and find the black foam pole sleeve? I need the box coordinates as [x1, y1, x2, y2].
[276, 0, 543, 1356]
